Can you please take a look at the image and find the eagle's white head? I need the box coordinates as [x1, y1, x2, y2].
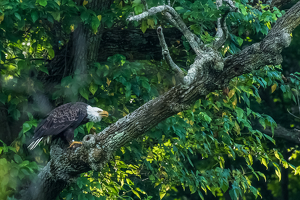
[86, 106, 109, 123]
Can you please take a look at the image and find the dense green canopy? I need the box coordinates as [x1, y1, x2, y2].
[1, 0, 300, 200]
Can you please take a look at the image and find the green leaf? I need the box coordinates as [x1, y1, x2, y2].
[23, 122, 32, 133]
[79, 88, 89, 100]
[250, 186, 259, 198]
[280, 85, 286, 92]
[31, 11, 39, 23]
[141, 80, 150, 92]
[198, 190, 204, 200]
[246, 108, 252, 116]
[259, 118, 266, 129]
[141, 20, 147, 33]
[89, 82, 98, 95]
[77, 178, 83, 189]
[66, 193, 72, 200]
[126, 178, 134, 186]
[235, 107, 244, 119]
[221, 180, 229, 193]
[132, 189, 141, 199]
[14, 154, 22, 164]
[39, 66, 49, 74]
[0, 93, 7, 104]
[257, 171, 266, 182]
[13, 109, 21, 120]
[86, 122, 94, 133]
[220, 132, 231, 145]
[78, 193, 87, 200]
[203, 113, 212, 123]
[48, 48, 55, 58]
[61, 76, 72, 87]
[229, 189, 238, 200]
[264, 134, 275, 144]
[175, 7, 184, 10]
[81, 11, 90, 23]
[132, 85, 140, 96]
[248, 154, 253, 165]
[125, 90, 131, 99]
[8, 146, 16, 153]
[18, 60, 27, 70]
[51, 11, 60, 21]
[261, 158, 268, 169]
[91, 16, 100, 32]
[134, 4, 144, 14]
[14, 13, 21, 20]
[159, 190, 166, 199]
[38, 0, 48, 7]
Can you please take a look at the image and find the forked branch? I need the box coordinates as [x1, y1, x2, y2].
[214, 0, 239, 49]
[127, 5, 203, 55]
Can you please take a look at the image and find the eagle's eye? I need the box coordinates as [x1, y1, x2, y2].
[98, 110, 109, 117]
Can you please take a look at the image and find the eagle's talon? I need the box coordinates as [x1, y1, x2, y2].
[69, 141, 82, 148]
[90, 129, 96, 135]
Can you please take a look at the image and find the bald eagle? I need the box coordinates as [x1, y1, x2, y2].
[27, 102, 108, 150]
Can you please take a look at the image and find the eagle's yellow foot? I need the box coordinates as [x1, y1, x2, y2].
[69, 141, 82, 148]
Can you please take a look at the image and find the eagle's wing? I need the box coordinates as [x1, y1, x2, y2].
[28, 103, 87, 150]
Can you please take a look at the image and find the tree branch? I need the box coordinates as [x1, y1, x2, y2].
[23, 1, 300, 199]
[253, 122, 300, 144]
[214, 0, 229, 49]
[157, 26, 185, 83]
[127, 5, 203, 55]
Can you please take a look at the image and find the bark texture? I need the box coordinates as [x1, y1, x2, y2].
[21, 1, 300, 200]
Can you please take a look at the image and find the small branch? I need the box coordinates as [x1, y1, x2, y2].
[141, 0, 148, 11]
[157, 26, 185, 83]
[224, 0, 239, 11]
[172, 0, 177, 7]
[213, 0, 231, 49]
[164, 11, 182, 32]
[287, 109, 300, 119]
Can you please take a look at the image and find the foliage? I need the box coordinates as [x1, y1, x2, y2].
[0, 140, 38, 199]
[0, 0, 300, 200]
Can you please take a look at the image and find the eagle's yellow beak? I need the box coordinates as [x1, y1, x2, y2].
[99, 110, 109, 117]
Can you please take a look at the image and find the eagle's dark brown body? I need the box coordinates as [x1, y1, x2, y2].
[28, 102, 89, 150]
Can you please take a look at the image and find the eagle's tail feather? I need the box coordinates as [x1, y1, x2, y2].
[27, 137, 43, 150]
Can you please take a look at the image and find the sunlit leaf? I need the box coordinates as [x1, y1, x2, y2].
[271, 84, 277, 93]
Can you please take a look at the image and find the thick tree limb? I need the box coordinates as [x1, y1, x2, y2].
[23, 1, 300, 199]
